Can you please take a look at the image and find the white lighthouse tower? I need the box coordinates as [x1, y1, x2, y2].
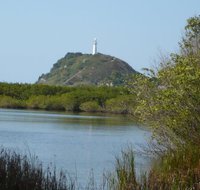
[92, 38, 97, 55]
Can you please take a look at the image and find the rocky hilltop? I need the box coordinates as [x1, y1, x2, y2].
[37, 53, 138, 86]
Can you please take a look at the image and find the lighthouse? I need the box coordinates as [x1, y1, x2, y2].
[92, 38, 97, 55]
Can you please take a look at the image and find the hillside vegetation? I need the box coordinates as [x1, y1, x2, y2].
[37, 53, 137, 86]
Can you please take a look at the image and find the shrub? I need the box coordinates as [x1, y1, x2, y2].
[80, 101, 102, 112]
[26, 95, 48, 109]
[105, 95, 135, 114]
[0, 95, 25, 109]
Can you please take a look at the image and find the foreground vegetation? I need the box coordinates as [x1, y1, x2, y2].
[130, 15, 200, 189]
[0, 15, 200, 189]
[101, 14, 200, 188]
[0, 148, 76, 190]
[0, 147, 142, 190]
[1, 145, 199, 190]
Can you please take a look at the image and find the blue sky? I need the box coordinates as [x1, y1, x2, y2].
[0, 0, 200, 83]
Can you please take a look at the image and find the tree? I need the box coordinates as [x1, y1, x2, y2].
[132, 16, 200, 149]
[180, 15, 200, 55]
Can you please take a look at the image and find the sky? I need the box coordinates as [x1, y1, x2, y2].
[0, 0, 200, 83]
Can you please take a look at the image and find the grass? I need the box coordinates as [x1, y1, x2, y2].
[0, 146, 199, 190]
[103, 145, 200, 190]
[140, 145, 200, 190]
[0, 148, 76, 190]
[106, 148, 138, 190]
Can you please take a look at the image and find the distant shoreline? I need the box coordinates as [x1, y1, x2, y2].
[0, 83, 136, 116]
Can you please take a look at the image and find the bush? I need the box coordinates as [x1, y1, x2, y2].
[80, 101, 102, 112]
[44, 96, 66, 111]
[26, 95, 48, 109]
[60, 94, 79, 111]
[0, 95, 25, 109]
[105, 95, 135, 114]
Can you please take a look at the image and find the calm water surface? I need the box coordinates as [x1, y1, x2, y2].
[0, 108, 150, 183]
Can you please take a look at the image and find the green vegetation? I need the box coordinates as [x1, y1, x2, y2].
[0, 146, 199, 190]
[0, 15, 200, 189]
[126, 15, 200, 189]
[0, 83, 136, 114]
[132, 15, 200, 148]
[0, 148, 76, 190]
[37, 53, 138, 86]
[106, 146, 200, 190]
[106, 147, 138, 190]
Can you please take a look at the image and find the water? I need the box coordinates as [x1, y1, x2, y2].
[0, 108, 150, 184]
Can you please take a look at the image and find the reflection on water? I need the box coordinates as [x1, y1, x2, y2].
[0, 108, 151, 183]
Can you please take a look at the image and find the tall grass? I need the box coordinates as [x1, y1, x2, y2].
[0, 148, 76, 190]
[103, 146, 200, 190]
[140, 145, 200, 190]
[0, 146, 199, 190]
[105, 148, 139, 190]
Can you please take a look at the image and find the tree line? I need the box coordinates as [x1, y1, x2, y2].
[0, 83, 136, 114]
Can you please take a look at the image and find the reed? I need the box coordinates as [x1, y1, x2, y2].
[104, 145, 200, 190]
[0, 146, 199, 190]
[0, 148, 76, 190]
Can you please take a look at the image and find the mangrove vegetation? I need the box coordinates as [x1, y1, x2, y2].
[0, 84, 136, 114]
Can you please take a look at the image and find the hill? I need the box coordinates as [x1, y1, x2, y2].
[37, 52, 138, 86]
